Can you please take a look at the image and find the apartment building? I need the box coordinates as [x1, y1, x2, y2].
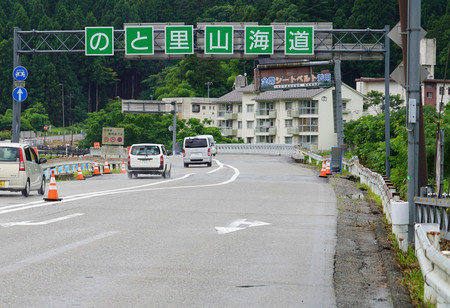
[214, 79, 365, 151]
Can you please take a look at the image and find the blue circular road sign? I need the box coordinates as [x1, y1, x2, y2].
[12, 87, 28, 102]
[13, 66, 28, 81]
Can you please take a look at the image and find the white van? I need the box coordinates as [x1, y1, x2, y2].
[127, 143, 171, 178]
[183, 136, 212, 167]
[196, 135, 217, 156]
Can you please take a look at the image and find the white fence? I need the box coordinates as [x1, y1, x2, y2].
[415, 224, 450, 306]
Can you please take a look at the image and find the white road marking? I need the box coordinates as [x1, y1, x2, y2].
[215, 219, 272, 234]
[208, 159, 223, 173]
[0, 231, 118, 275]
[0, 213, 84, 228]
[0, 160, 240, 215]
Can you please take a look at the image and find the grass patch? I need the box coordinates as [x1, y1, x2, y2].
[363, 183, 433, 307]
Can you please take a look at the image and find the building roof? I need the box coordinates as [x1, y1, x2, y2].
[253, 88, 328, 101]
[214, 84, 257, 103]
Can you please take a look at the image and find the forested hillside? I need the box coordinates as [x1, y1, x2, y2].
[0, 0, 448, 130]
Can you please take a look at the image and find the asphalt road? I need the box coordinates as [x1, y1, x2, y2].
[0, 154, 337, 307]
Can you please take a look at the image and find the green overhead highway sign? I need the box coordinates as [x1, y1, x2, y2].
[85, 27, 114, 56]
[245, 26, 273, 55]
[204, 25, 233, 54]
[165, 25, 193, 54]
[285, 26, 314, 55]
[125, 25, 154, 55]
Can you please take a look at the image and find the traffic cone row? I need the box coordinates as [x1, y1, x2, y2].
[44, 170, 62, 202]
[103, 159, 111, 174]
[93, 160, 101, 176]
[77, 164, 85, 180]
[319, 161, 327, 177]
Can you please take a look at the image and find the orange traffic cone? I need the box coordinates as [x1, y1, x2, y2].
[103, 159, 111, 174]
[44, 170, 62, 201]
[77, 164, 85, 180]
[319, 161, 327, 177]
[121, 161, 126, 174]
[93, 160, 101, 176]
[326, 160, 332, 175]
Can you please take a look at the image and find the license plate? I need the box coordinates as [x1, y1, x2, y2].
[0, 181, 5, 187]
[191, 153, 202, 157]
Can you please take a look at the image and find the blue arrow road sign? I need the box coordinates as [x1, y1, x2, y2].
[13, 66, 28, 81]
[12, 87, 28, 102]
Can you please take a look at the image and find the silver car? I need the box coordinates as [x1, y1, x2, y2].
[0, 143, 47, 197]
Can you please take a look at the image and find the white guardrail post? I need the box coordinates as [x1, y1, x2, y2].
[415, 223, 450, 306]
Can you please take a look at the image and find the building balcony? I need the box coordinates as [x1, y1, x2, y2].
[286, 109, 300, 117]
[255, 126, 277, 135]
[220, 127, 237, 136]
[255, 109, 277, 118]
[287, 127, 299, 134]
[217, 111, 237, 120]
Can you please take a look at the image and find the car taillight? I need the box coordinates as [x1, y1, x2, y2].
[160, 155, 164, 166]
[208, 148, 211, 156]
[127, 154, 130, 166]
[183, 149, 185, 157]
[19, 148, 25, 171]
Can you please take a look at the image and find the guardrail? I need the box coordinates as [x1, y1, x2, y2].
[216, 143, 297, 155]
[415, 224, 450, 306]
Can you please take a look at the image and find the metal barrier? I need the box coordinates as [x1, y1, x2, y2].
[216, 143, 297, 155]
[414, 197, 450, 240]
[415, 223, 450, 306]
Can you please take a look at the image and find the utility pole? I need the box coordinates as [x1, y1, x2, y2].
[406, 0, 421, 243]
[205, 82, 213, 98]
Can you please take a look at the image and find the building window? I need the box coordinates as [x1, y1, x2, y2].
[285, 119, 293, 128]
[427, 92, 433, 98]
[300, 135, 318, 149]
[285, 102, 293, 110]
[238, 121, 242, 129]
[192, 104, 200, 113]
[247, 121, 254, 129]
[439, 87, 444, 95]
[246, 137, 253, 143]
[299, 100, 318, 115]
[285, 137, 293, 144]
[448, 87, 450, 95]
[299, 118, 318, 132]
[427, 84, 433, 88]
[238, 105, 242, 113]
[247, 104, 254, 112]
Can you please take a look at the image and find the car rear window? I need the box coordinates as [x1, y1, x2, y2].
[185, 138, 208, 148]
[131, 146, 160, 155]
[0, 147, 19, 162]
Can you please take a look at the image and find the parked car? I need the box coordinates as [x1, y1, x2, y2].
[196, 135, 217, 156]
[183, 136, 213, 167]
[0, 143, 47, 197]
[127, 143, 171, 179]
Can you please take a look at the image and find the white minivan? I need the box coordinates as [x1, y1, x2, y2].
[196, 135, 217, 156]
[183, 136, 212, 167]
[127, 143, 171, 178]
[0, 143, 47, 197]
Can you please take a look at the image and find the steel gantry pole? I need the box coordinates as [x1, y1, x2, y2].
[384, 25, 391, 178]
